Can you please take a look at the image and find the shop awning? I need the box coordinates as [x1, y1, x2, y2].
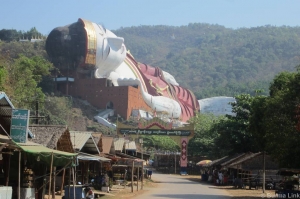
[16, 142, 77, 167]
[77, 152, 111, 162]
[0, 135, 77, 167]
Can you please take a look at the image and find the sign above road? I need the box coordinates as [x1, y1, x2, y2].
[119, 129, 191, 136]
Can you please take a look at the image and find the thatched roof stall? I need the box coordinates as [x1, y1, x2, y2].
[277, 168, 300, 176]
[69, 131, 100, 154]
[227, 152, 279, 171]
[221, 152, 252, 170]
[203, 156, 227, 168]
[29, 125, 74, 153]
[68, 131, 113, 186]
[225, 152, 280, 183]
[0, 134, 76, 166]
[204, 153, 246, 169]
[0, 134, 77, 199]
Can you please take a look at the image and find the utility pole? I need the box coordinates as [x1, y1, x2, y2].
[131, 160, 134, 193]
[139, 138, 144, 190]
[175, 151, 177, 174]
[35, 99, 39, 124]
[263, 151, 266, 193]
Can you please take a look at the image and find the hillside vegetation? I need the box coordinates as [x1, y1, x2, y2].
[1, 24, 300, 166]
[114, 24, 300, 98]
[2, 24, 300, 98]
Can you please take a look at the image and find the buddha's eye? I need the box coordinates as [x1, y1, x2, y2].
[120, 46, 125, 54]
[106, 48, 111, 59]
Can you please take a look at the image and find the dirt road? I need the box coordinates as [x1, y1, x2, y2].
[101, 170, 276, 199]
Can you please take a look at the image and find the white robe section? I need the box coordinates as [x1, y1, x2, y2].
[198, 96, 236, 116]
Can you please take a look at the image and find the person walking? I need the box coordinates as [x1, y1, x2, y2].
[218, 171, 223, 185]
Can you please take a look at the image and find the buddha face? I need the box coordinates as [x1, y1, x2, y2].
[46, 18, 126, 77]
[90, 21, 127, 78]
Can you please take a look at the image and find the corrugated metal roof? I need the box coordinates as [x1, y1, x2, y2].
[0, 92, 14, 133]
[0, 92, 33, 138]
[77, 152, 110, 162]
[69, 131, 99, 154]
[101, 136, 114, 154]
[125, 141, 136, 150]
[92, 133, 101, 146]
[114, 138, 125, 151]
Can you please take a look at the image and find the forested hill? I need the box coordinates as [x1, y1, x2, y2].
[114, 24, 300, 99]
[1, 24, 300, 99]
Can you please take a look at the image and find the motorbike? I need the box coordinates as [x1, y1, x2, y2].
[82, 183, 94, 199]
[266, 178, 276, 190]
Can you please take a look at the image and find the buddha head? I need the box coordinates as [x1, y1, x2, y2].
[46, 18, 126, 77]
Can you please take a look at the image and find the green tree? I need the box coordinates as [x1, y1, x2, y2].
[248, 94, 268, 151]
[188, 113, 223, 158]
[0, 53, 8, 91]
[257, 68, 300, 167]
[141, 135, 180, 152]
[214, 94, 257, 156]
[8, 55, 53, 111]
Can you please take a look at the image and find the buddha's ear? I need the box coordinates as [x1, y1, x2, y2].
[107, 37, 124, 51]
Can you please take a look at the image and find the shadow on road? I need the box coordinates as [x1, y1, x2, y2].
[184, 177, 276, 199]
[153, 180, 201, 184]
[149, 193, 231, 199]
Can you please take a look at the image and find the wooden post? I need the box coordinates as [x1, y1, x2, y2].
[175, 153, 176, 174]
[81, 162, 84, 184]
[52, 167, 56, 199]
[141, 161, 144, 190]
[18, 151, 21, 199]
[137, 165, 139, 191]
[68, 168, 71, 199]
[72, 168, 75, 199]
[4, 152, 11, 186]
[131, 161, 134, 193]
[41, 166, 47, 199]
[48, 152, 54, 199]
[60, 169, 66, 195]
[74, 162, 77, 185]
[124, 166, 127, 188]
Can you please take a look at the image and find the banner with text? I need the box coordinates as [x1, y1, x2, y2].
[119, 129, 191, 136]
[10, 109, 30, 143]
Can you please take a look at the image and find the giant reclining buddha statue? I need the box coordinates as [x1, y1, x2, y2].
[46, 18, 200, 122]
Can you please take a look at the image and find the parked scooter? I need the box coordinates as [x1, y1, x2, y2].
[82, 183, 94, 199]
[266, 178, 276, 190]
[62, 182, 95, 199]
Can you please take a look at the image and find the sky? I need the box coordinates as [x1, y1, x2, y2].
[2, 0, 300, 35]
